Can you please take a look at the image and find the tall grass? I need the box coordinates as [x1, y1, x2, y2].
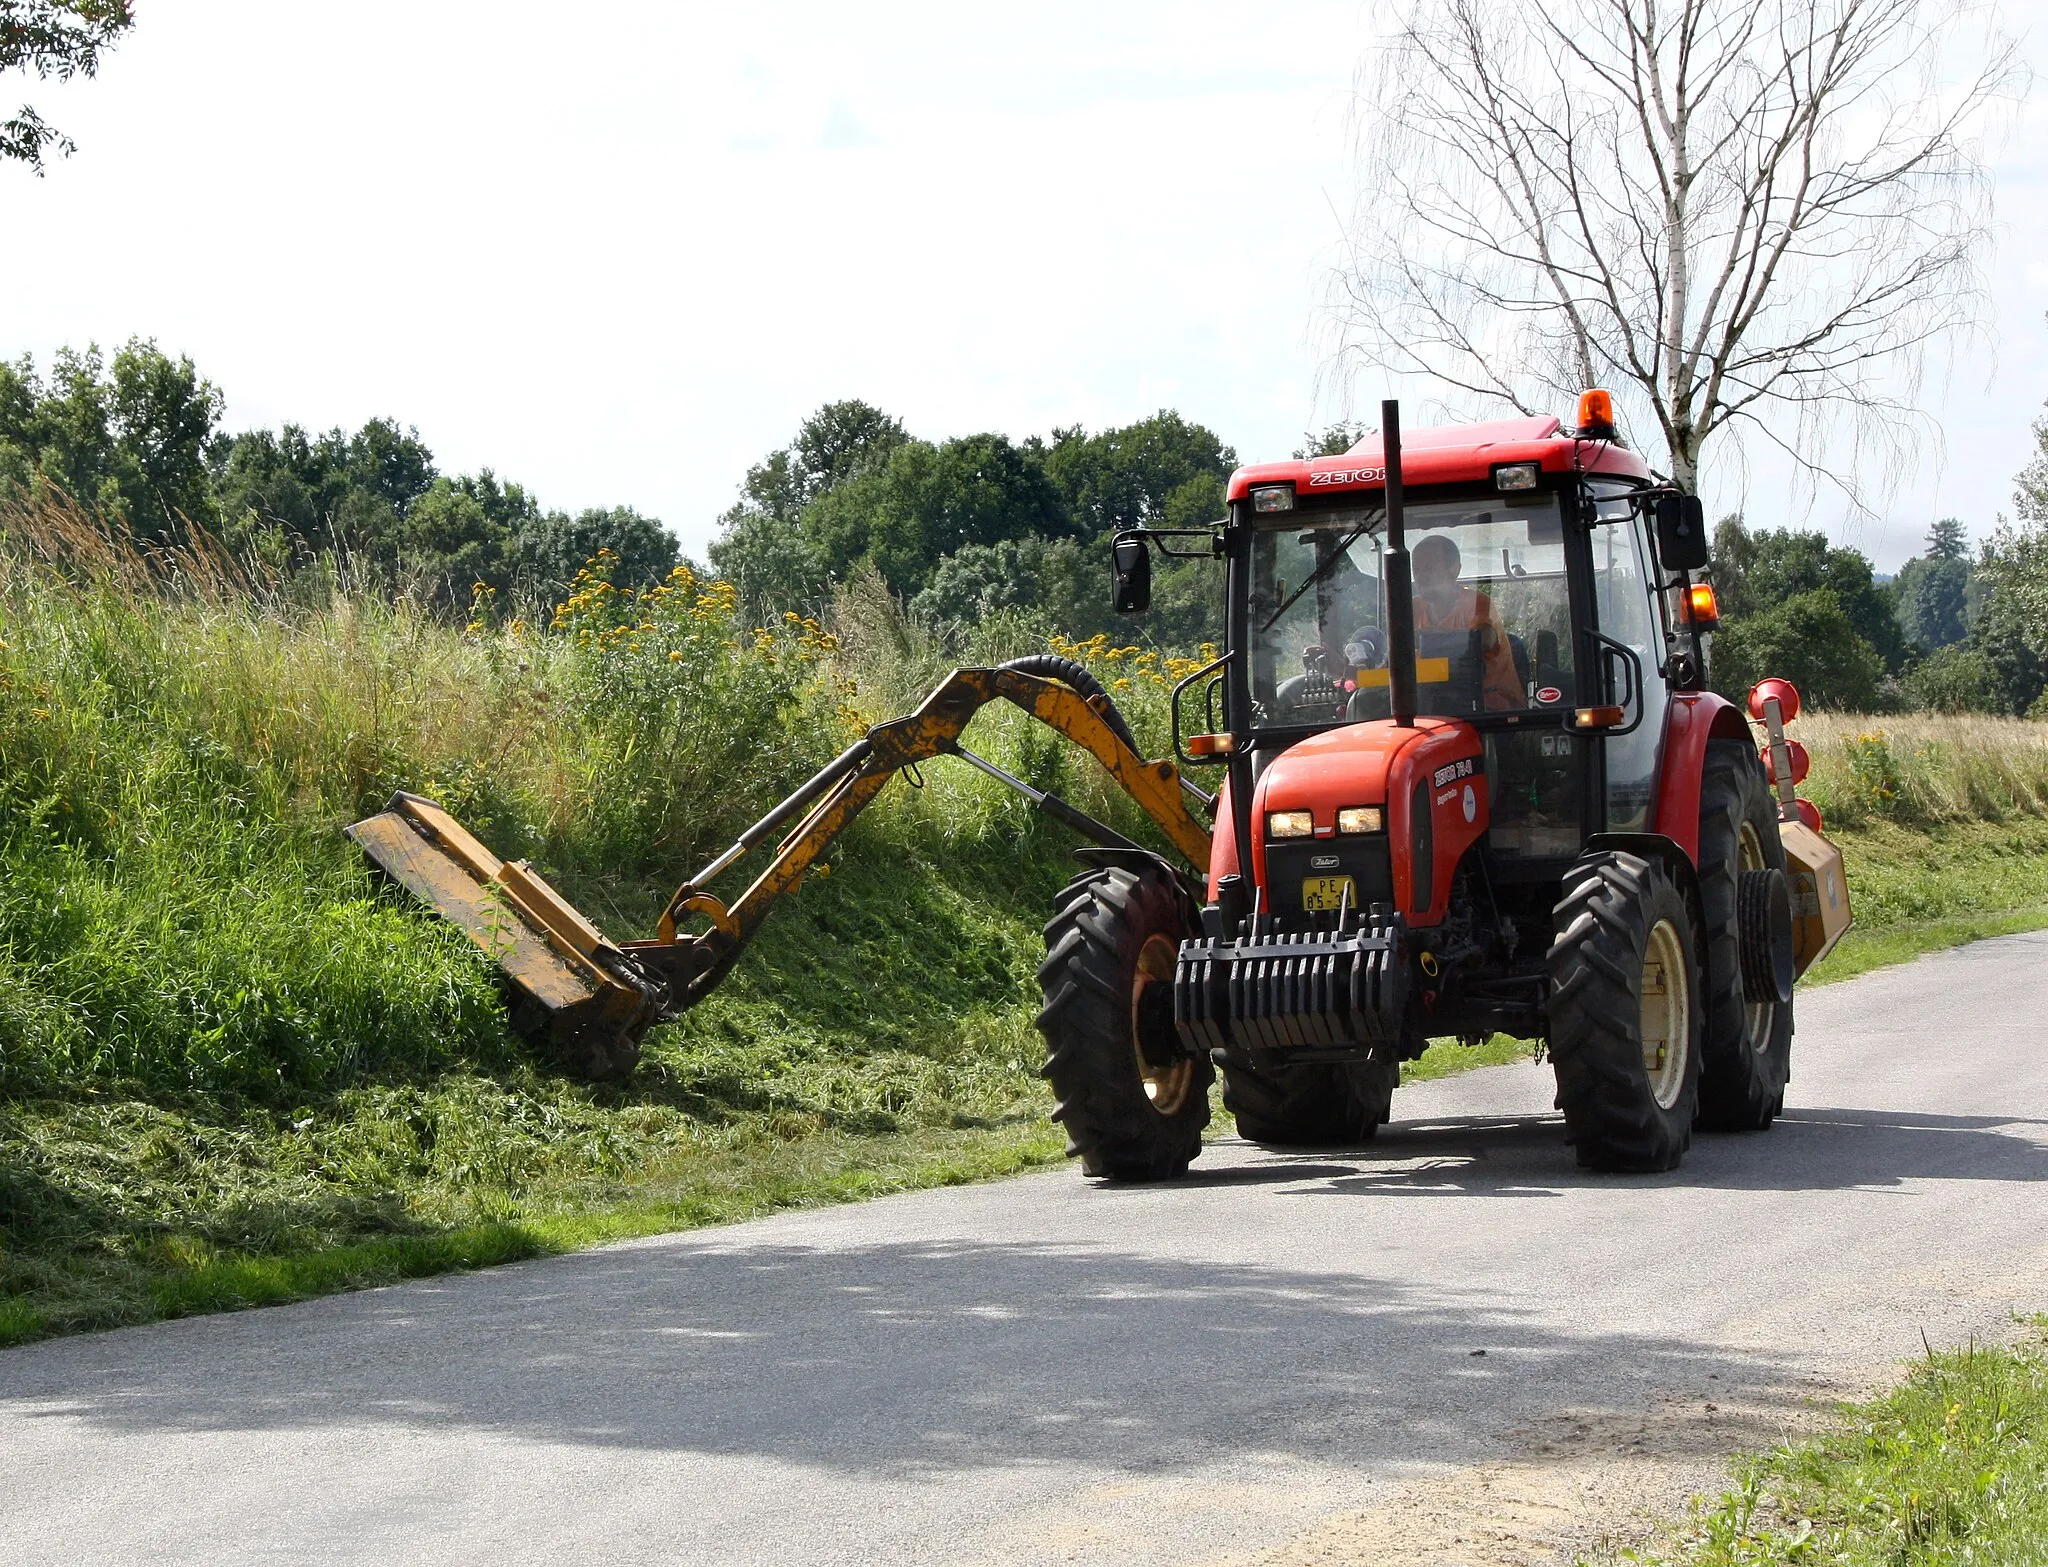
[1793, 710, 2048, 829]
[2, 497, 1156, 1334]
[0, 499, 1191, 1111]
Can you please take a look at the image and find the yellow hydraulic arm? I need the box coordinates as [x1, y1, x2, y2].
[348, 662, 1213, 1079]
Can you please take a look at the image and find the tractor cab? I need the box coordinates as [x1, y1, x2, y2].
[1225, 412, 1691, 931]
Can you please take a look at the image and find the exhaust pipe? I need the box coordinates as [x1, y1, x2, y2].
[1380, 398, 1417, 728]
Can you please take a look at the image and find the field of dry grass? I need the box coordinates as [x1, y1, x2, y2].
[1792, 709, 2048, 828]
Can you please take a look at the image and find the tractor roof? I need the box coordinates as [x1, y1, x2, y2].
[1225, 414, 1654, 503]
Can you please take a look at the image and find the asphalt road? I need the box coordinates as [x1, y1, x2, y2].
[3, 932, 2046, 1565]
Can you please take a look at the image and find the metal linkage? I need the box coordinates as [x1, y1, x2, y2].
[950, 745, 1146, 854]
[352, 661, 1218, 1076]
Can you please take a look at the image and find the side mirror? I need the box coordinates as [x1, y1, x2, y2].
[1653, 493, 1710, 571]
[1110, 531, 1152, 614]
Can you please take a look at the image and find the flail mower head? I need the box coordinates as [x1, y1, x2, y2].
[348, 792, 667, 1079]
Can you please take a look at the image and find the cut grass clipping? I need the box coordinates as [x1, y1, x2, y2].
[5, 498, 2048, 1346]
[1621, 1320, 2048, 1566]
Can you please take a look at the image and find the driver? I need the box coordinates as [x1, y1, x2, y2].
[1412, 534, 1521, 711]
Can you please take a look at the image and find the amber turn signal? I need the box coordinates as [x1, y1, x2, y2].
[1185, 732, 1236, 758]
[1687, 582, 1720, 627]
[1571, 705, 1626, 730]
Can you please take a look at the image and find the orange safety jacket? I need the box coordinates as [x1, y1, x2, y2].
[1414, 585, 1522, 711]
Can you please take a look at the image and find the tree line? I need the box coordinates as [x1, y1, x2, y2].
[1710, 516, 2045, 718]
[4, 336, 2045, 717]
[705, 398, 1240, 645]
[0, 342, 1243, 636]
[0, 340, 677, 604]
[1709, 412, 2048, 719]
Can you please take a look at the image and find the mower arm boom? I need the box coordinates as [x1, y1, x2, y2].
[638, 665, 1211, 1010]
[348, 665, 1211, 1075]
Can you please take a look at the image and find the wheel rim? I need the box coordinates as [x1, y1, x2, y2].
[1640, 918, 1690, 1110]
[1737, 822, 1773, 1051]
[1131, 933, 1193, 1116]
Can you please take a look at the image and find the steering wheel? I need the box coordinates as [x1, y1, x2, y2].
[1343, 626, 1388, 670]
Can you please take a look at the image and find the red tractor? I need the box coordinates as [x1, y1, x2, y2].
[351, 396, 1847, 1180]
[1044, 395, 1846, 1177]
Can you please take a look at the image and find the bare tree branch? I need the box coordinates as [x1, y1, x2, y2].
[1328, 0, 2023, 507]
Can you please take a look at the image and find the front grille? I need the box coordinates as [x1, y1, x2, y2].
[1263, 837, 1394, 926]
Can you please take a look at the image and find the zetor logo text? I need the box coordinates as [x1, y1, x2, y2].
[1308, 467, 1387, 486]
[1431, 756, 1478, 789]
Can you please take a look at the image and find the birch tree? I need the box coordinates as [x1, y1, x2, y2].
[1332, 0, 2019, 497]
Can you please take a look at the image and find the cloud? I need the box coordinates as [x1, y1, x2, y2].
[819, 101, 879, 150]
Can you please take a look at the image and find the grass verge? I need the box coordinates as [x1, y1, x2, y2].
[0, 1106, 1064, 1347]
[1617, 1321, 2048, 1565]
[1804, 815, 2048, 985]
[8, 821, 2043, 1352]
[1414, 815, 2048, 1081]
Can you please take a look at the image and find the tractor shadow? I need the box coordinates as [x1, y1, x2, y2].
[0, 1232, 1820, 1481]
[1185, 1104, 2048, 1198]
[0, 1124, 2037, 1481]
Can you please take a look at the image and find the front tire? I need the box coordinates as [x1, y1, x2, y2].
[1547, 851, 1702, 1172]
[1222, 1053, 1399, 1146]
[1037, 865, 1212, 1180]
[1695, 740, 1794, 1131]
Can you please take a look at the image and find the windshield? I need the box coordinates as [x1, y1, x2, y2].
[1251, 495, 1573, 726]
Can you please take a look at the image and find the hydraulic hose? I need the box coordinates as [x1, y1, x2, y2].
[998, 654, 1143, 756]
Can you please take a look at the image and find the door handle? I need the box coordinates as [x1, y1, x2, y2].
[1589, 631, 1645, 737]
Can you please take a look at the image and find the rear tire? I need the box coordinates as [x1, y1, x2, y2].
[1223, 1053, 1399, 1147]
[1695, 740, 1793, 1130]
[1037, 865, 1212, 1180]
[1547, 850, 1701, 1172]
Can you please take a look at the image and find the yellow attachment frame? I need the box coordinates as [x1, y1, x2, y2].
[348, 665, 1211, 1076]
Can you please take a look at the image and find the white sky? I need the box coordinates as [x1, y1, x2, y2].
[3, 0, 2042, 570]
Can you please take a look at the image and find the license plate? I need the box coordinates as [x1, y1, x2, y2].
[1301, 875, 1355, 912]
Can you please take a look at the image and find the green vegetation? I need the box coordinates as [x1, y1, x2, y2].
[1404, 1033, 1538, 1082]
[2, 351, 1237, 635]
[1707, 406, 2048, 720]
[1618, 1322, 2048, 1565]
[0, 343, 678, 607]
[4, 357, 2048, 1349]
[1806, 816, 2048, 986]
[706, 399, 1235, 642]
[0, 500, 1182, 1344]
[4, 496, 2045, 1346]
[0, 2, 135, 175]
[1710, 518, 1908, 711]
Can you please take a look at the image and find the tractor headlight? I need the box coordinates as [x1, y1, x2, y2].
[1251, 485, 1295, 513]
[1266, 810, 1315, 839]
[1493, 462, 1540, 492]
[1337, 806, 1383, 834]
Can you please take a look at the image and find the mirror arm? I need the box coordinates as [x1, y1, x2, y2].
[1117, 523, 1227, 561]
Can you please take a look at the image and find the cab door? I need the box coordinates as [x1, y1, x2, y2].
[1481, 488, 1587, 868]
[1586, 484, 1670, 832]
